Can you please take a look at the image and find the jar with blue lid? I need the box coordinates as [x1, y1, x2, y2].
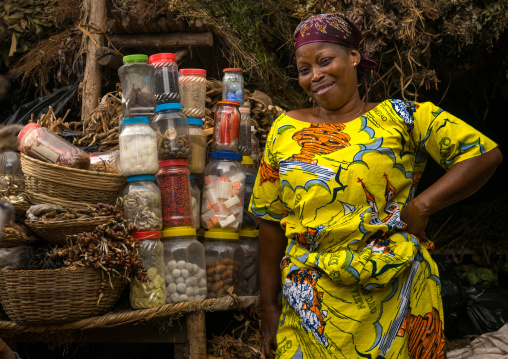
[152, 103, 189, 159]
[201, 151, 245, 230]
[118, 54, 156, 117]
[122, 175, 163, 231]
[119, 116, 158, 176]
[187, 118, 207, 174]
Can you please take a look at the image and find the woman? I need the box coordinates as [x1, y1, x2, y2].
[250, 13, 503, 359]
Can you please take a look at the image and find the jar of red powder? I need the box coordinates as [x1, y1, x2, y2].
[17, 123, 91, 169]
[213, 101, 241, 152]
[156, 159, 193, 228]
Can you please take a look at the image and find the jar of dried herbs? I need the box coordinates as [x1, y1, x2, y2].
[152, 103, 190, 160]
[122, 175, 163, 231]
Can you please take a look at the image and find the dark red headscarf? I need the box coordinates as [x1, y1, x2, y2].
[294, 13, 378, 70]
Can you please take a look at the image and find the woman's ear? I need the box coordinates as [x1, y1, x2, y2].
[350, 49, 361, 67]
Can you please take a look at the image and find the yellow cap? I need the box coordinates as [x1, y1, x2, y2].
[238, 228, 259, 238]
[204, 228, 239, 240]
[242, 156, 254, 165]
[162, 226, 196, 238]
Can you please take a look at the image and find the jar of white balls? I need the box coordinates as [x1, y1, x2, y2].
[161, 226, 207, 303]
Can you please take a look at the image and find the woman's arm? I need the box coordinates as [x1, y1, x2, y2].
[401, 147, 503, 238]
[258, 218, 287, 359]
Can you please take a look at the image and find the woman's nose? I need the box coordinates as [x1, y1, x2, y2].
[311, 68, 324, 82]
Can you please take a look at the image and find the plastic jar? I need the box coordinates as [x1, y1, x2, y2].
[118, 54, 156, 117]
[238, 229, 259, 296]
[152, 103, 190, 159]
[156, 159, 193, 227]
[17, 123, 90, 169]
[241, 156, 260, 229]
[251, 126, 260, 168]
[123, 175, 163, 231]
[201, 152, 245, 230]
[130, 231, 166, 309]
[189, 174, 201, 230]
[213, 101, 240, 152]
[222, 68, 244, 106]
[187, 118, 207, 174]
[203, 229, 244, 298]
[179, 69, 206, 119]
[0, 151, 22, 178]
[148, 53, 180, 104]
[119, 116, 158, 176]
[238, 108, 252, 156]
[162, 226, 207, 303]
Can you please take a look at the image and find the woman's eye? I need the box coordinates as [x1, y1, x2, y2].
[320, 58, 332, 66]
[298, 67, 309, 75]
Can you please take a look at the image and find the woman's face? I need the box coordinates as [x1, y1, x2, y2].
[296, 42, 361, 110]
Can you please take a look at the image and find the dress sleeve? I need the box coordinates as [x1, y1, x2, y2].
[248, 116, 285, 221]
[411, 102, 498, 171]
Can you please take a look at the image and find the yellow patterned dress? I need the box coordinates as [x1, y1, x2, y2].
[250, 100, 498, 358]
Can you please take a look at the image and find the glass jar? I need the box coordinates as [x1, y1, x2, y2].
[148, 53, 180, 104]
[222, 68, 244, 106]
[238, 229, 259, 296]
[213, 101, 240, 152]
[17, 123, 90, 169]
[156, 159, 193, 227]
[251, 126, 260, 168]
[203, 229, 244, 298]
[152, 103, 190, 159]
[187, 118, 207, 174]
[190, 174, 201, 230]
[238, 108, 252, 156]
[179, 69, 206, 119]
[162, 226, 207, 303]
[201, 152, 245, 230]
[123, 175, 163, 231]
[241, 156, 260, 229]
[118, 54, 156, 117]
[130, 231, 166, 309]
[119, 116, 158, 176]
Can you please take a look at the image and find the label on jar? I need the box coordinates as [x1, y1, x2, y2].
[32, 141, 61, 164]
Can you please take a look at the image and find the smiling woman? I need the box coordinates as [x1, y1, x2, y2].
[249, 13, 503, 359]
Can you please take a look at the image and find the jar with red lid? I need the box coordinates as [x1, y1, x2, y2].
[213, 101, 240, 152]
[156, 159, 193, 227]
[130, 231, 166, 309]
[178, 69, 206, 119]
[222, 68, 244, 106]
[148, 53, 180, 104]
[17, 123, 90, 169]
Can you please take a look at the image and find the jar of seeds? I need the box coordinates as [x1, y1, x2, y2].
[118, 54, 156, 117]
[148, 53, 180, 105]
[179, 69, 206, 119]
[152, 103, 190, 159]
[122, 175, 163, 231]
[130, 231, 166, 309]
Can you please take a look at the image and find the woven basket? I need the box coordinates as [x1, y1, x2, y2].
[20, 154, 125, 208]
[24, 216, 115, 244]
[0, 268, 126, 324]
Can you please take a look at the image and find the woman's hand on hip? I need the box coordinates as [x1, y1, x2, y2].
[261, 303, 281, 359]
[400, 199, 429, 242]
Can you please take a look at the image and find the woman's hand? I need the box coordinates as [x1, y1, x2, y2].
[260, 303, 281, 359]
[400, 199, 429, 242]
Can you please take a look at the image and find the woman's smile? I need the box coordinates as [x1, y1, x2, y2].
[312, 81, 336, 96]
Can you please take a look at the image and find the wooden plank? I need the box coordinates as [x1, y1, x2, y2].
[109, 33, 213, 48]
[81, 0, 107, 121]
[195, 19, 204, 33]
[96, 46, 123, 69]
[186, 311, 206, 359]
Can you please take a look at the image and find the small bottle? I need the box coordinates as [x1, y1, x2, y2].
[189, 174, 201, 230]
[238, 228, 259, 296]
[179, 69, 207, 119]
[213, 101, 240, 152]
[241, 156, 259, 229]
[187, 118, 207, 174]
[222, 68, 244, 106]
[250, 126, 260, 168]
[238, 108, 252, 156]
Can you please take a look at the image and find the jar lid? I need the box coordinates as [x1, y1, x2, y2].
[126, 174, 156, 182]
[148, 53, 176, 63]
[123, 54, 149, 64]
[217, 100, 240, 107]
[246, 176, 256, 184]
[162, 226, 196, 237]
[238, 229, 259, 238]
[188, 118, 204, 126]
[133, 231, 161, 240]
[156, 103, 182, 112]
[159, 159, 188, 167]
[241, 156, 254, 165]
[179, 69, 206, 76]
[223, 68, 243, 73]
[239, 108, 251, 114]
[17, 123, 41, 144]
[210, 152, 242, 161]
[204, 229, 239, 240]
[123, 116, 151, 125]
